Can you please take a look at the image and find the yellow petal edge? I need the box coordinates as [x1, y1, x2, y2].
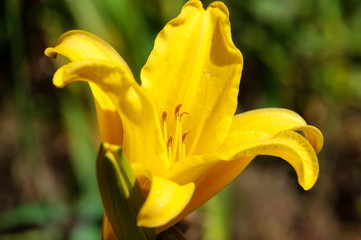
[132, 164, 195, 228]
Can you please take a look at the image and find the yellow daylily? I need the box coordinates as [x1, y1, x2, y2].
[45, 0, 323, 236]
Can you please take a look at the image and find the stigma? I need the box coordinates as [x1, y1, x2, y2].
[162, 104, 189, 167]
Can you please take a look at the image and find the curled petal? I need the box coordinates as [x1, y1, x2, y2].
[231, 108, 308, 134]
[53, 59, 168, 171]
[293, 125, 323, 154]
[220, 130, 319, 190]
[45, 30, 130, 144]
[161, 129, 320, 230]
[229, 108, 324, 154]
[44, 30, 131, 71]
[132, 164, 195, 229]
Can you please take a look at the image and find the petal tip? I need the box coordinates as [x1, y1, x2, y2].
[52, 68, 66, 88]
[207, 1, 230, 17]
[311, 126, 324, 154]
[185, 0, 203, 8]
[136, 180, 195, 228]
[300, 177, 318, 191]
[44, 47, 57, 58]
[298, 157, 319, 191]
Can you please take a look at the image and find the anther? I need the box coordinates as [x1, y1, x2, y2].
[167, 134, 174, 166]
[181, 131, 189, 159]
[180, 112, 189, 119]
[167, 135, 174, 148]
[174, 104, 189, 120]
[174, 104, 182, 119]
[162, 111, 168, 143]
[182, 131, 190, 143]
[162, 111, 168, 123]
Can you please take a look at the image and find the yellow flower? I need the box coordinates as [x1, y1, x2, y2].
[45, 0, 323, 235]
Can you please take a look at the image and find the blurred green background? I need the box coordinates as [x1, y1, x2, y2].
[1, 0, 361, 239]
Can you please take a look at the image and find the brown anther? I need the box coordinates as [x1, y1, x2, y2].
[167, 135, 174, 148]
[180, 112, 189, 119]
[182, 131, 190, 143]
[174, 104, 182, 118]
[162, 111, 168, 123]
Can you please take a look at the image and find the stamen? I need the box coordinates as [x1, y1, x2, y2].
[162, 111, 168, 143]
[182, 131, 190, 159]
[162, 104, 190, 167]
[167, 135, 174, 165]
[162, 111, 168, 122]
[182, 131, 190, 143]
[174, 104, 182, 119]
[173, 104, 190, 163]
[180, 112, 189, 119]
[167, 134, 174, 149]
[174, 105, 182, 163]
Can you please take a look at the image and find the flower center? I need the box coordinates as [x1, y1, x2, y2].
[162, 104, 189, 167]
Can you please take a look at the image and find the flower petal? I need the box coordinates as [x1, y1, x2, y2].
[93, 93, 124, 145]
[45, 30, 131, 144]
[158, 154, 254, 232]
[231, 108, 308, 133]
[44, 30, 131, 69]
[219, 130, 320, 190]
[141, 0, 243, 155]
[294, 125, 323, 154]
[53, 59, 169, 171]
[229, 108, 324, 154]
[160, 128, 320, 230]
[132, 163, 195, 229]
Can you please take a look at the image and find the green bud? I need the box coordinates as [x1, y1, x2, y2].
[96, 142, 156, 240]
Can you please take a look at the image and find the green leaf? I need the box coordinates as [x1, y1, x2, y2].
[96, 143, 156, 240]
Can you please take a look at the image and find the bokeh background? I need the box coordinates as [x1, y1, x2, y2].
[1, 0, 361, 239]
